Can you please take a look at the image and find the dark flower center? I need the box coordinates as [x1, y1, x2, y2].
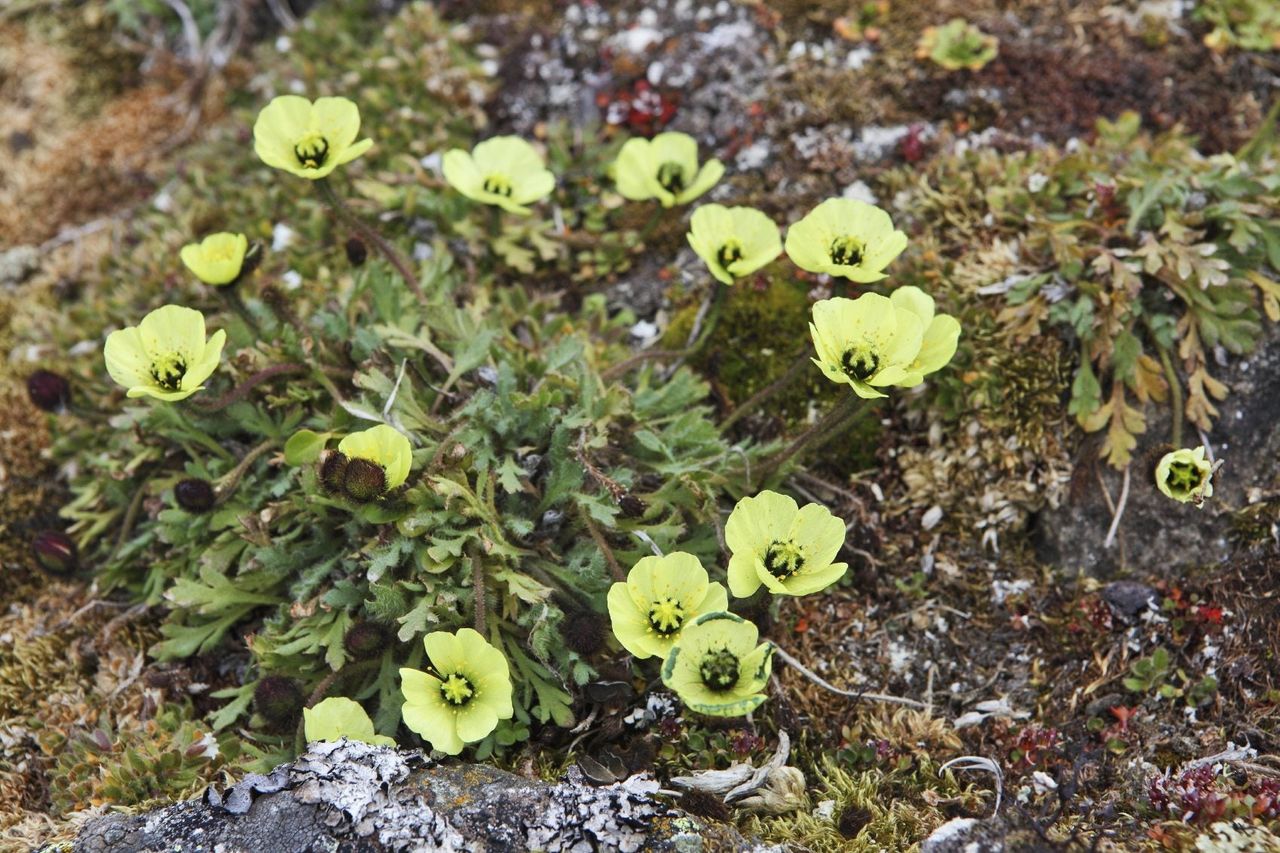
[717, 241, 744, 272]
[699, 647, 741, 692]
[1165, 461, 1204, 494]
[648, 599, 685, 635]
[840, 348, 879, 381]
[656, 162, 686, 193]
[440, 673, 474, 706]
[294, 133, 329, 169]
[829, 236, 864, 266]
[150, 356, 187, 391]
[342, 458, 388, 502]
[483, 175, 513, 196]
[763, 540, 806, 579]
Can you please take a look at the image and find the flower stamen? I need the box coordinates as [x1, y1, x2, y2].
[716, 240, 744, 272]
[647, 599, 686, 635]
[482, 175, 513, 197]
[294, 132, 330, 169]
[840, 348, 879, 381]
[763, 540, 806, 579]
[150, 355, 187, 392]
[829, 236, 864, 266]
[656, 161, 686, 193]
[439, 673, 474, 707]
[699, 647, 741, 692]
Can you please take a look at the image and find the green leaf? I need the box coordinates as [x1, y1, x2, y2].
[284, 429, 331, 466]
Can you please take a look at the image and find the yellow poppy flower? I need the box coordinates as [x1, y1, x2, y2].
[613, 132, 724, 208]
[887, 286, 961, 387]
[441, 136, 555, 216]
[784, 198, 908, 282]
[180, 232, 249, 286]
[303, 697, 396, 747]
[809, 293, 924, 398]
[661, 612, 773, 717]
[607, 552, 729, 660]
[333, 424, 413, 501]
[1155, 446, 1216, 507]
[253, 95, 374, 180]
[725, 490, 848, 598]
[687, 205, 783, 285]
[103, 305, 226, 402]
[399, 628, 514, 756]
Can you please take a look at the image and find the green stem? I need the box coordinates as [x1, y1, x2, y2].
[196, 363, 309, 413]
[221, 288, 261, 337]
[755, 394, 865, 485]
[683, 283, 728, 355]
[1157, 345, 1184, 449]
[637, 203, 666, 243]
[471, 549, 488, 635]
[315, 178, 426, 305]
[720, 347, 813, 432]
[214, 439, 278, 500]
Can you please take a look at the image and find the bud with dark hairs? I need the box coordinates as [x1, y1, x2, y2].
[174, 478, 217, 513]
[254, 675, 305, 728]
[27, 370, 70, 412]
[345, 237, 368, 267]
[343, 621, 392, 660]
[31, 530, 78, 576]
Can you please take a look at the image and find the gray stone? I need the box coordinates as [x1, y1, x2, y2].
[62, 740, 774, 853]
[1101, 580, 1159, 621]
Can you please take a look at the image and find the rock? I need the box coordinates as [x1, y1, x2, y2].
[1101, 580, 1159, 621]
[62, 740, 775, 853]
[1032, 322, 1280, 576]
[0, 245, 39, 289]
[921, 815, 1065, 852]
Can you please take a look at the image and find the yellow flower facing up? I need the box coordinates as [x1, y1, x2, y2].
[613, 132, 724, 208]
[303, 697, 396, 747]
[687, 205, 783, 285]
[442, 136, 555, 215]
[784, 198, 908, 282]
[607, 552, 729, 660]
[253, 95, 373, 180]
[103, 305, 226, 402]
[1155, 446, 1216, 507]
[399, 628, 514, 756]
[332, 424, 413, 502]
[180, 232, 249, 286]
[809, 292, 924, 398]
[887, 286, 961, 387]
[661, 612, 773, 717]
[725, 490, 848, 598]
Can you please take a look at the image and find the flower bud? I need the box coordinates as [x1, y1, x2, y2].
[618, 493, 646, 519]
[31, 530, 78, 576]
[27, 370, 70, 412]
[561, 610, 606, 656]
[342, 458, 387, 502]
[254, 675, 304, 726]
[174, 478, 216, 513]
[318, 451, 349, 494]
[345, 237, 368, 267]
[343, 621, 392, 660]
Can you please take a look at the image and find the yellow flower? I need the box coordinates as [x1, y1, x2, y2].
[809, 293, 924, 398]
[103, 305, 226, 402]
[441, 136, 555, 215]
[334, 424, 413, 501]
[613, 132, 724, 208]
[253, 95, 373, 180]
[725, 490, 847, 598]
[180, 232, 249, 286]
[686, 205, 783, 285]
[607, 552, 729, 660]
[887, 286, 961, 387]
[661, 612, 773, 717]
[303, 697, 396, 747]
[1155, 446, 1216, 507]
[399, 628, 514, 756]
[784, 198, 908, 282]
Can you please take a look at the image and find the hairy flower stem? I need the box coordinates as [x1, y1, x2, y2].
[755, 394, 865, 484]
[315, 178, 427, 306]
[214, 439, 278, 502]
[193, 363, 307, 413]
[1157, 344, 1184, 449]
[719, 348, 812, 432]
[221, 287, 262, 337]
[582, 513, 625, 581]
[471, 550, 488, 635]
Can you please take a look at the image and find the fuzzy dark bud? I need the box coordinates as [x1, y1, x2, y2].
[174, 478, 216, 513]
[343, 621, 392, 660]
[31, 530, 78, 576]
[240, 242, 264, 280]
[618, 493, 646, 519]
[318, 451, 349, 494]
[342, 458, 387, 502]
[561, 610, 606, 656]
[345, 237, 368, 267]
[679, 789, 731, 823]
[254, 675, 304, 725]
[27, 370, 70, 412]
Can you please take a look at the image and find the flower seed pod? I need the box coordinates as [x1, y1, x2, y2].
[27, 370, 70, 412]
[343, 621, 392, 660]
[318, 451, 349, 494]
[345, 237, 368, 267]
[31, 530, 78, 576]
[174, 478, 216, 513]
[254, 675, 304, 726]
[342, 458, 387, 502]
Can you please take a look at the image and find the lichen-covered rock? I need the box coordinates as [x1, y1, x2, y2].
[920, 815, 1065, 852]
[63, 740, 774, 853]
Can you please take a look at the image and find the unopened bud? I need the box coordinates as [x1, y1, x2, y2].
[32, 530, 78, 575]
[27, 370, 70, 412]
[343, 621, 392, 660]
[174, 478, 216, 513]
[345, 237, 368, 267]
[619, 493, 646, 519]
[254, 675, 304, 725]
[561, 610, 606, 656]
[318, 451, 349, 494]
